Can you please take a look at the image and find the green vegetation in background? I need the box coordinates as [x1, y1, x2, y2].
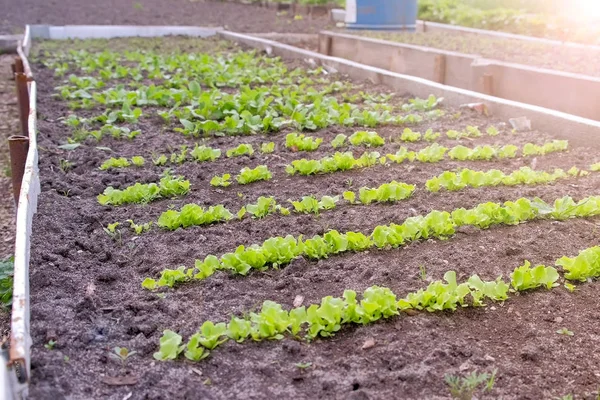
[417, 0, 600, 44]
[0, 257, 14, 308]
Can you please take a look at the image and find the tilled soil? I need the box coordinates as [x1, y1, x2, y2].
[0, 55, 18, 343]
[0, 0, 332, 35]
[26, 37, 600, 400]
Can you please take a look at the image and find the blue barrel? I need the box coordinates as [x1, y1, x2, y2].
[346, 0, 418, 31]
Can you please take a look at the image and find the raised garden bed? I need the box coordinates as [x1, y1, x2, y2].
[357, 30, 600, 78]
[21, 31, 600, 399]
[317, 31, 600, 122]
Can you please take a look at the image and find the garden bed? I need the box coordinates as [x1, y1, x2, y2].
[0, 0, 332, 36]
[356, 30, 600, 78]
[26, 33, 600, 399]
[317, 31, 600, 122]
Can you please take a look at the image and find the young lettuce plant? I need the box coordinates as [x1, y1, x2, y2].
[289, 195, 339, 215]
[400, 128, 421, 142]
[158, 204, 233, 230]
[226, 143, 254, 158]
[285, 132, 323, 152]
[99, 157, 130, 170]
[331, 134, 347, 149]
[349, 131, 385, 147]
[210, 174, 231, 187]
[191, 144, 221, 162]
[260, 142, 275, 154]
[236, 165, 272, 184]
[510, 261, 560, 291]
[358, 181, 415, 204]
[97, 174, 190, 205]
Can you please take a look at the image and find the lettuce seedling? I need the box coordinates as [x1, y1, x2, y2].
[191, 144, 221, 162]
[400, 128, 421, 142]
[152, 154, 168, 166]
[210, 174, 231, 187]
[349, 131, 385, 147]
[97, 174, 189, 206]
[260, 142, 275, 154]
[358, 181, 415, 204]
[246, 196, 277, 218]
[127, 219, 152, 235]
[556, 246, 600, 282]
[153, 330, 184, 361]
[286, 132, 323, 152]
[423, 128, 441, 142]
[416, 143, 447, 163]
[99, 157, 130, 170]
[401, 94, 442, 111]
[398, 271, 471, 312]
[131, 156, 145, 166]
[158, 204, 233, 230]
[198, 321, 228, 350]
[226, 143, 254, 158]
[236, 165, 272, 184]
[250, 301, 290, 340]
[510, 261, 559, 291]
[227, 317, 252, 343]
[387, 147, 416, 164]
[184, 333, 210, 361]
[331, 134, 347, 149]
[487, 126, 499, 136]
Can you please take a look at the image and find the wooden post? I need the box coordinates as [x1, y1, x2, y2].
[433, 55, 446, 84]
[320, 35, 333, 56]
[15, 72, 29, 137]
[482, 73, 494, 96]
[14, 56, 24, 73]
[8, 135, 29, 207]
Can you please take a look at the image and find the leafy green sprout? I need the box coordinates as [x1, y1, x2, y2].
[564, 282, 577, 293]
[109, 347, 137, 365]
[45, 340, 57, 350]
[419, 265, 427, 281]
[556, 328, 574, 336]
[444, 369, 496, 400]
[103, 222, 122, 243]
[295, 361, 313, 369]
[59, 159, 73, 173]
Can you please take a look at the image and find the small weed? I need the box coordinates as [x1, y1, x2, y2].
[109, 347, 137, 366]
[103, 222, 122, 244]
[63, 355, 70, 363]
[445, 369, 496, 400]
[556, 328, 574, 336]
[133, 1, 144, 10]
[564, 282, 577, 293]
[44, 340, 56, 350]
[203, 378, 212, 385]
[419, 265, 427, 281]
[345, 178, 353, 188]
[295, 361, 312, 369]
[59, 159, 73, 173]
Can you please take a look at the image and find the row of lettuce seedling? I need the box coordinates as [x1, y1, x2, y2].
[142, 194, 600, 290]
[153, 245, 599, 362]
[96, 153, 593, 207]
[98, 137, 566, 172]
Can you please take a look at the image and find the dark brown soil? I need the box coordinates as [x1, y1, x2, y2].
[0, 55, 18, 343]
[352, 30, 600, 78]
[27, 37, 600, 400]
[0, 0, 332, 35]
